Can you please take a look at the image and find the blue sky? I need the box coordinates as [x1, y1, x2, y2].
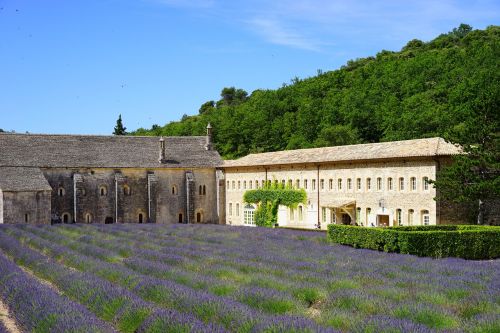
[0, 0, 498, 134]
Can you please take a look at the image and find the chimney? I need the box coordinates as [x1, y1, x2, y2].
[159, 136, 165, 162]
[205, 123, 212, 150]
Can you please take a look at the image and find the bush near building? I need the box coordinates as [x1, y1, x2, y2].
[327, 225, 500, 259]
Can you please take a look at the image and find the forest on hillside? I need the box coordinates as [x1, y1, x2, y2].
[131, 24, 499, 159]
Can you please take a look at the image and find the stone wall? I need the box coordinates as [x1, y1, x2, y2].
[1, 190, 51, 224]
[41, 167, 220, 225]
[224, 158, 443, 229]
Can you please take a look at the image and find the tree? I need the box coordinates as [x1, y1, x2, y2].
[243, 182, 306, 227]
[113, 114, 127, 135]
[199, 100, 215, 114]
[432, 72, 500, 224]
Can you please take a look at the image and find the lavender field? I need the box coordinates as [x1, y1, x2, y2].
[0, 224, 498, 333]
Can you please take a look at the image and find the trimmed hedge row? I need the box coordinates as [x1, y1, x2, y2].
[327, 225, 500, 259]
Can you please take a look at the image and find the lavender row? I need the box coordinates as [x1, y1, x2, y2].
[0, 230, 226, 333]
[4, 226, 338, 332]
[0, 250, 115, 333]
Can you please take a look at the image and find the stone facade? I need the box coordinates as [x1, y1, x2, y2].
[0, 128, 223, 225]
[223, 138, 469, 229]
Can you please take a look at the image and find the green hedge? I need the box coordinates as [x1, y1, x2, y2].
[327, 225, 500, 259]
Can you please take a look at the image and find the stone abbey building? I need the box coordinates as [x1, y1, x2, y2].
[2, 128, 495, 226]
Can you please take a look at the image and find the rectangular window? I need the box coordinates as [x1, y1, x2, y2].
[229, 203, 232, 216]
[312, 179, 316, 191]
[356, 207, 361, 225]
[338, 179, 342, 191]
[329, 179, 333, 190]
[232, 181, 235, 190]
[227, 180, 230, 189]
[347, 178, 352, 190]
[330, 209, 336, 224]
[396, 209, 402, 226]
[320, 179, 324, 190]
[322, 207, 326, 223]
[366, 178, 371, 191]
[366, 208, 371, 226]
[236, 203, 240, 217]
[411, 177, 416, 191]
[238, 181, 241, 190]
[244, 207, 255, 225]
[388, 178, 393, 191]
[399, 177, 405, 191]
[304, 179, 308, 190]
[377, 178, 382, 191]
[357, 178, 361, 190]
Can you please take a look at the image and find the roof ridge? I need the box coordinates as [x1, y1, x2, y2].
[0, 133, 207, 139]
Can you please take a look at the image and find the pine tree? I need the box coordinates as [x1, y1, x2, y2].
[113, 114, 127, 135]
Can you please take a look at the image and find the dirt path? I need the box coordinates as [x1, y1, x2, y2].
[0, 299, 21, 333]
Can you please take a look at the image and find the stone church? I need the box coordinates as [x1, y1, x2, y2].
[0, 125, 224, 225]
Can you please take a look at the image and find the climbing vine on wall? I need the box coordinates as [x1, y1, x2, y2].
[243, 183, 307, 227]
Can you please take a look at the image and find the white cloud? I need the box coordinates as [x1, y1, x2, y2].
[247, 17, 322, 51]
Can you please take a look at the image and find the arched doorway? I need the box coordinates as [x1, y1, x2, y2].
[138, 213, 143, 224]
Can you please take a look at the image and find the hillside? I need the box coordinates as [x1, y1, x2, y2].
[132, 24, 499, 159]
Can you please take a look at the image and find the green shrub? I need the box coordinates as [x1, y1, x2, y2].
[327, 225, 500, 259]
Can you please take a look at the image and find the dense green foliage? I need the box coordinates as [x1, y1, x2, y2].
[327, 224, 500, 259]
[132, 24, 499, 159]
[243, 184, 306, 227]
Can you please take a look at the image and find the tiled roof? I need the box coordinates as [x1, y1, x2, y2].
[0, 134, 222, 168]
[223, 137, 461, 168]
[0, 167, 52, 191]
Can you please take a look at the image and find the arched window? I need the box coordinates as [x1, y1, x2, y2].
[298, 205, 303, 221]
[377, 178, 382, 191]
[196, 211, 203, 223]
[228, 203, 233, 216]
[138, 213, 144, 224]
[244, 204, 255, 225]
[423, 177, 429, 191]
[203, 185, 206, 195]
[243, 181, 247, 189]
[399, 177, 405, 191]
[123, 185, 131, 196]
[289, 207, 295, 221]
[255, 180, 259, 189]
[100, 186, 107, 196]
[320, 179, 325, 190]
[366, 208, 371, 226]
[171, 185, 178, 195]
[178, 213, 183, 223]
[329, 179, 333, 190]
[58, 187, 65, 197]
[304, 179, 308, 190]
[236, 203, 240, 217]
[421, 210, 430, 225]
[226, 180, 230, 189]
[347, 178, 352, 190]
[199, 185, 203, 195]
[396, 209, 402, 226]
[408, 209, 414, 226]
[249, 181, 253, 189]
[410, 177, 416, 191]
[232, 181, 235, 190]
[238, 181, 241, 190]
[356, 207, 361, 225]
[337, 178, 342, 191]
[322, 207, 326, 223]
[366, 178, 372, 191]
[85, 213, 92, 224]
[387, 177, 393, 191]
[296, 179, 300, 189]
[356, 178, 361, 190]
[24, 213, 29, 223]
[288, 179, 293, 188]
[312, 179, 316, 190]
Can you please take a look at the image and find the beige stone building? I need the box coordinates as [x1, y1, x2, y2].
[222, 138, 463, 229]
